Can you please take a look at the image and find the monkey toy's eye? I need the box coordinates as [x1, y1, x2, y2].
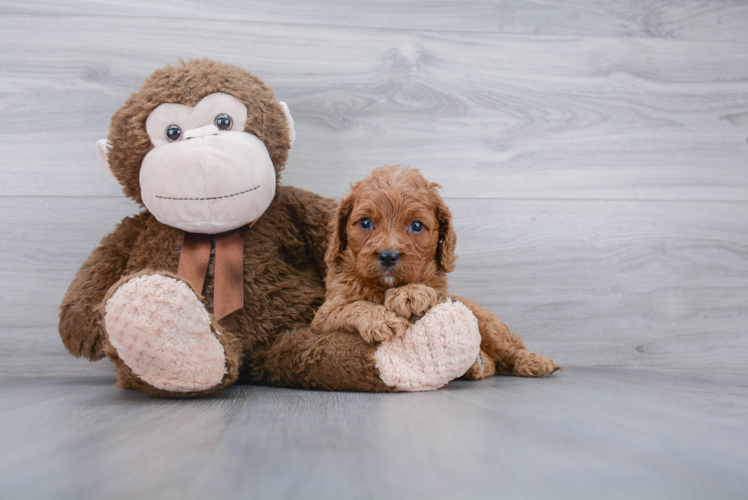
[409, 220, 424, 233]
[359, 218, 373, 230]
[214, 113, 233, 131]
[166, 125, 183, 142]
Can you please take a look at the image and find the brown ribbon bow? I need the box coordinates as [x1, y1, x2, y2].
[176, 220, 258, 321]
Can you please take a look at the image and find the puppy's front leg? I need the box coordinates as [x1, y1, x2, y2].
[311, 298, 411, 344]
[383, 283, 442, 320]
[453, 296, 561, 377]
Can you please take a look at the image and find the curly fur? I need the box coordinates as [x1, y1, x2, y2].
[312, 165, 561, 378]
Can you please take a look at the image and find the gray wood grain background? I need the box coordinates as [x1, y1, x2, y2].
[1, 1, 747, 376]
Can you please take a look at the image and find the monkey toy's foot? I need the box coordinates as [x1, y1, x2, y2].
[373, 299, 481, 391]
[103, 273, 240, 396]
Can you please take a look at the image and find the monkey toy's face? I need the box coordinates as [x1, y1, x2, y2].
[140, 92, 276, 233]
[98, 60, 295, 235]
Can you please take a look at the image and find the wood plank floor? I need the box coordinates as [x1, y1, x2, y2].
[2, 368, 747, 499]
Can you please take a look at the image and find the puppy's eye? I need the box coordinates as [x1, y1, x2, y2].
[359, 218, 373, 230]
[409, 220, 424, 233]
[214, 113, 232, 131]
[166, 125, 183, 142]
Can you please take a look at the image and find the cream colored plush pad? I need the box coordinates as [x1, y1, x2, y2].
[374, 300, 481, 391]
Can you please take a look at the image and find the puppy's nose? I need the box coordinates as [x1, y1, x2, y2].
[378, 250, 400, 268]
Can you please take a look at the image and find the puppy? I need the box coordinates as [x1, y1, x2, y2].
[311, 166, 560, 378]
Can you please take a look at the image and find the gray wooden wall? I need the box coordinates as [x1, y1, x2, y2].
[1, 1, 747, 377]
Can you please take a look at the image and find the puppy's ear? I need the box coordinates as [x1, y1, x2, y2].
[434, 192, 457, 273]
[325, 191, 355, 263]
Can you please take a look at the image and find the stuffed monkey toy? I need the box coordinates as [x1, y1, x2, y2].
[59, 59, 482, 397]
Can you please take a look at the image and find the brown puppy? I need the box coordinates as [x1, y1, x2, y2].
[312, 166, 560, 378]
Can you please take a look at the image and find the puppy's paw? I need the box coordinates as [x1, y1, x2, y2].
[359, 310, 411, 344]
[461, 350, 496, 380]
[384, 284, 440, 319]
[513, 351, 562, 377]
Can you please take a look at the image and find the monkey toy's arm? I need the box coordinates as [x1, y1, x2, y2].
[59, 216, 144, 361]
[279, 185, 338, 280]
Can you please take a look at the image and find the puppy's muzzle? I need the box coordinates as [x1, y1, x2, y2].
[378, 250, 400, 269]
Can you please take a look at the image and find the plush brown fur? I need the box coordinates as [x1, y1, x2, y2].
[312, 166, 561, 378]
[59, 60, 395, 395]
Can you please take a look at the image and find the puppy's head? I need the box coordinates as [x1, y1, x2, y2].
[326, 166, 456, 289]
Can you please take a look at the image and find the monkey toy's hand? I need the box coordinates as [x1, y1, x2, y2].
[384, 284, 441, 321]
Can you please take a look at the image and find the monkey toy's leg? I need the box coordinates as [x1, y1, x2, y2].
[254, 300, 482, 392]
[101, 271, 243, 398]
[453, 296, 561, 378]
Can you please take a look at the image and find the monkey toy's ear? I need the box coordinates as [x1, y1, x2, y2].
[278, 102, 296, 147]
[96, 139, 125, 190]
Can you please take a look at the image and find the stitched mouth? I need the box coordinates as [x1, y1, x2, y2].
[156, 185, 260, 201]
